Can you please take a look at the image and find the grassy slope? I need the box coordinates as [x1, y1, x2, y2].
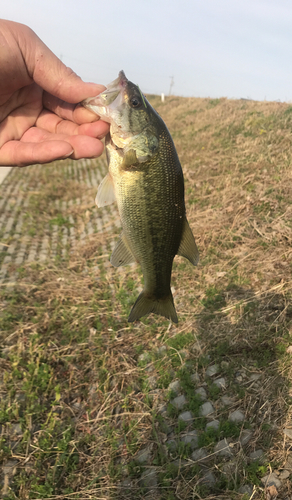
[0, 96, 292, 499]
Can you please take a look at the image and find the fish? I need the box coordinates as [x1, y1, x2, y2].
[82, 71, 199, 323]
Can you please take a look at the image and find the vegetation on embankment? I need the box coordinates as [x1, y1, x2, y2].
[1, 95, 292, 499]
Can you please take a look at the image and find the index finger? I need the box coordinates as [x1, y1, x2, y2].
[43, 92, 101, 124]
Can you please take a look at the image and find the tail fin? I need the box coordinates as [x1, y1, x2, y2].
[128, 291, 178, 323]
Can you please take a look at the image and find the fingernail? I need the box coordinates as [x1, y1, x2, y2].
[64, 150, 74, 158]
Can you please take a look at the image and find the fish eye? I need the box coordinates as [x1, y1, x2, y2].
[130, 96, 142, 108]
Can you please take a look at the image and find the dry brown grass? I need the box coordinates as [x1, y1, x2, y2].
[1, 95, 292, 499]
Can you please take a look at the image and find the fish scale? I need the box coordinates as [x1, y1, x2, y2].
[118, 135, 184, 293]
[83, 71, 199, 323]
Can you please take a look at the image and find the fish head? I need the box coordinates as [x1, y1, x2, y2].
[82, 71, 156, 140]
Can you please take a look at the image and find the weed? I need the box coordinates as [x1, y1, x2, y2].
[220, 421, 241, 439]
[245, 460, 268, 485]
[208, 98, 221, 108]
[201, 285, 226, 311]
[166, 332, 194, 350]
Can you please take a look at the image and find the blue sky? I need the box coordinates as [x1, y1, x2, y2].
[2, 0, 292, 101]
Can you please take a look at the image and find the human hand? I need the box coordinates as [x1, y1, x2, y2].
[0, 20, 109, 167]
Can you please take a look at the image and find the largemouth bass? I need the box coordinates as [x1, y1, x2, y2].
[83, 71, 199, 323]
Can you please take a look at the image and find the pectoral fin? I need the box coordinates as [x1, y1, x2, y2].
[95, 173, 116, 207]
[121, 149, 139, 169]
[110, 232, 136, 267]
[177, 217, 199, 266]
[122, 132, 159, 168]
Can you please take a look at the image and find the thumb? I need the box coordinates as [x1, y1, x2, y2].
[17, 22, 105, 103]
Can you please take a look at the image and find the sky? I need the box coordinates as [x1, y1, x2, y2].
[2, 0, 292, 101]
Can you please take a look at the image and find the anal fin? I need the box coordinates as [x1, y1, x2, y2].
[177, 216, 199, 266]
[110, 232, 136, 267]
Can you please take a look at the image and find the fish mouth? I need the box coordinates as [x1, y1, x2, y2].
[83, 70, 128, 110]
